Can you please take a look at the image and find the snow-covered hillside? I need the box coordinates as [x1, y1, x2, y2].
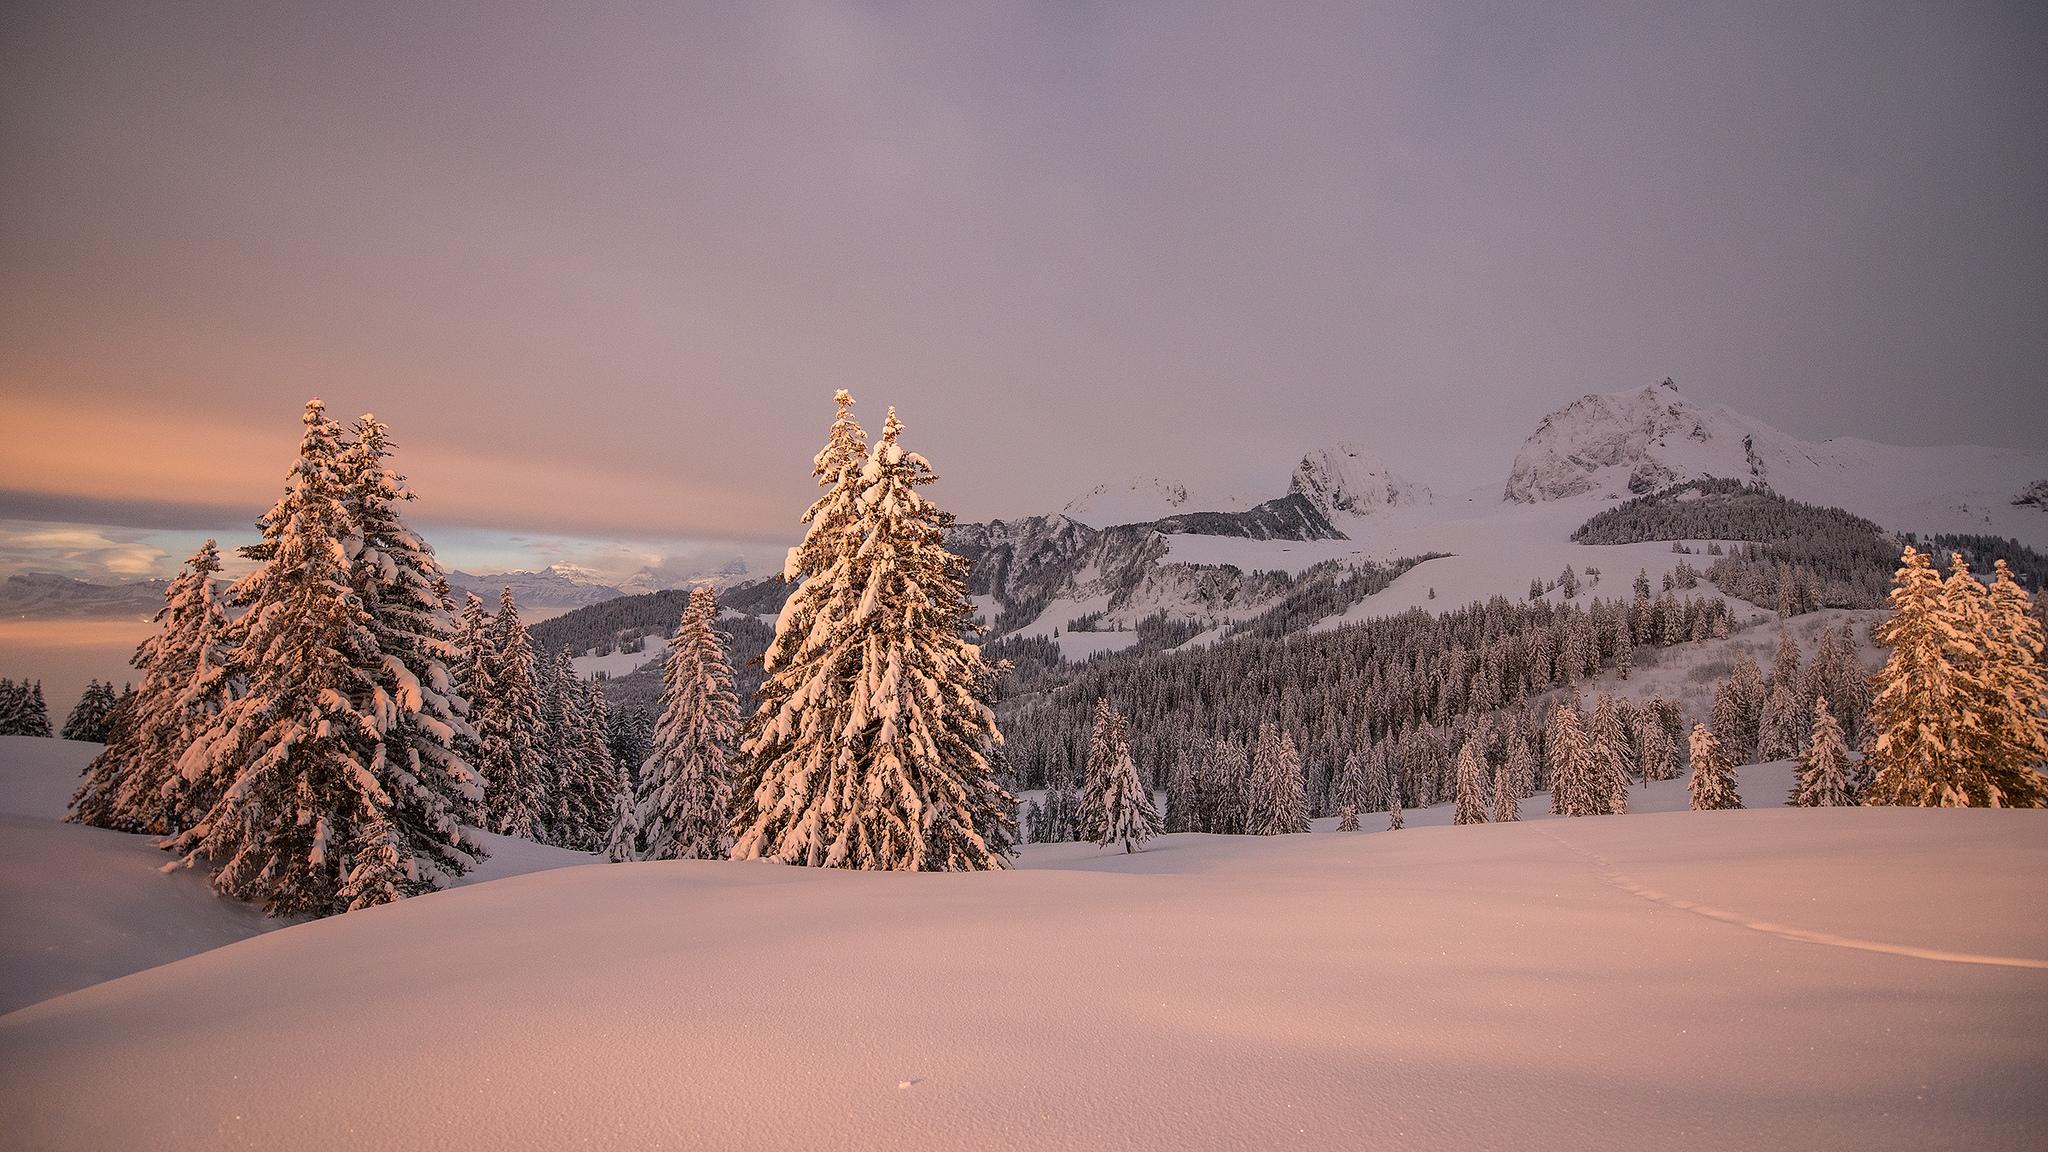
[0, 573, 165, 619]
[4, 775, 2042, 1150]
[1504, 379, 2047, 545]
[0, 736, 598, 1013]
[1289, 441, 1432, 522]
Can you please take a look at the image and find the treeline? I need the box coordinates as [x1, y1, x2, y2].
[1906, 533, 2048, 593]
[1571, 479, 1898, 613]
[1000, 586, 1733, 827]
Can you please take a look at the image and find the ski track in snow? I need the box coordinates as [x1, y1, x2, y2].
[1539, 826, 2048, 971]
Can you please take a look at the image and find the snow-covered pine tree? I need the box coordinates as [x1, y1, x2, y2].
[577, 677, 624, 845]
[1792, 697, 1855, 807]
[1757, 630, 1807, 762]
[618, 584, 740, 861]
[1162, 747, 1199, 834]
[1338, 803, 1360, 831]
[166, 400, 409, 915]
[1980, 560, 2048, 789]
[734, 402, 1015, 870]
[1588, 694, 1633, 814]
[1490, 755, 1520, 822]
[1453, 742, 1489, 825]
[1385, 770, 1404, 830]
[449, 593, 495, 823]
[1866, 548, 2048, 806]
[1687, 723, 1743, 811]
[1502, 730, 1536, 803]
[61, 680, 120, 743]
[543, 649, 616, 851]
[1637, 709, 1677, 785]
[69, 541, 236, 834]
[1080, 698, 1160, 852]
[1710, 652, 1766, 765]
[1204, 737, 1250, 834]
[338, 415, 483, 882]
[1243, 722, 1308, 835]
[1548, 696, 1598, 817]
[478, 589, 550, 838]
[3, 680, 56, 737]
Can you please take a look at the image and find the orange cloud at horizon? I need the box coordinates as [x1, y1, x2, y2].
[0, 394, 798, 544]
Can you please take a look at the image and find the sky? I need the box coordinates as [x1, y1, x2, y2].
[2, 0, 2045, 585]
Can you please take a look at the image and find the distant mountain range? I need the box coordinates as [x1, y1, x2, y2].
[0, 573, 167, 619]
[447, 556, 752, 611]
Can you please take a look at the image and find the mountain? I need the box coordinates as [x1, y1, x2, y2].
[1290, 443, 1432, 521]
[1059, 477, 1253, 529]
[0, 573, 167, 619]
[1503, 379, 2048, 545]
[447, 567, 625, 610]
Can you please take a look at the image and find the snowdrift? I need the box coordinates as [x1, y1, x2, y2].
[5, 779, 2044, 1151]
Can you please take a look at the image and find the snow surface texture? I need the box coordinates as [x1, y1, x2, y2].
[1503, 379, 2048, 546]
[4, 731, 2045, 1149]
[0, 736, 597, 1012]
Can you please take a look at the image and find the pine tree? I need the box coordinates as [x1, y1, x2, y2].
[478, 590, 551, 838]
[1080, 699, 1160, 852]
[338, 415, 484, 881]
[618, 585, 740, 861]
[60, 681, 120, 743]
[69, 542, 236, 834]
[1338, 803, 1360, 831]
[1710, 653, 1766, 765]
[734, 401, 1014, 869]
[542, 649, 617, 851]
[1792, 697, 1855, 807]
[449, 594, 496, 823]
[1757, 630, 1807, 761]
[1547, 697, 1598, 817]
[1385, 771, 1404, 830]
[1974, 560, 2048, 795]
[166, 401, 415, 915]
[1204, 737, 1250, 834]
[1163, 747, 1200, 834]
[1688, 723, 1743, 811]
[1453, 742, 1489, 825]
[1588, 694, 1630, 815]
[1243, 722, 1308, 835]
[1490, 754, 1520, 822]
[1866, 548, 2048, 807]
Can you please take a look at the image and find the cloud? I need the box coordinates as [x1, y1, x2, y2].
[0, 522, 170, 582]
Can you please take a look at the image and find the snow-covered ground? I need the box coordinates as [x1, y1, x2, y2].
[0, 736, 598, 1013]
[570, 636, 669, 681]
[4, 732, 2045, 1149]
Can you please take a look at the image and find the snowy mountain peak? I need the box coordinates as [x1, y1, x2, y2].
[1289, 443, 1431, 519]
[1504, 379, 1783, 503]
[1059, 477, 1252, 529]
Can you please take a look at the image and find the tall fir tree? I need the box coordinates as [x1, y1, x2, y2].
[1243, 722, 1308, 835]
[1688, 723, 1743, 811]
[478, 589, 551, 838]
[338, 415, 484, 880]
[1204, 737, 1250, 835]
[1973, 560, 2048, 796]
[1792, 697, 1855, 807]
[1453, 742, 1489, 825]
[61, 681, 121, 743]
[1385, 766, 1405, 830]
[69, 541, 236, 834]
[449, 594, 495, 823]
[166, 401, 429, 915]
[734, 401, 1014, 869]
[1162, 747, 1200, 834]
[1547, 696, 1599, 817]
[1866, 548, 2048, 807]
[1711, 653, 1766, 765]
[1588, 694, 1632, 814]
[618, 585, 740, 861]
[1757, 630, 1808, 761]
[1080, 698, 1160, 852]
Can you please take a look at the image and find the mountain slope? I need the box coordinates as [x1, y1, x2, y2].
[1505, 379, 2048, 545]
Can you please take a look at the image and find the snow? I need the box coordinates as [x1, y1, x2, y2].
[1289, 441, 1432, 519]
[0, 735, 597, 1012]
[569, 636, 668, 681]
[1504, 380, 2048, 547]
[1059, 475, 1253, 528]
[4, 750, 2044, 1148]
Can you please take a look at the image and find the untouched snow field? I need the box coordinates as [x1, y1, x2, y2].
[0, 736, 599, 1013]
[3, 736, 2045, 1149]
